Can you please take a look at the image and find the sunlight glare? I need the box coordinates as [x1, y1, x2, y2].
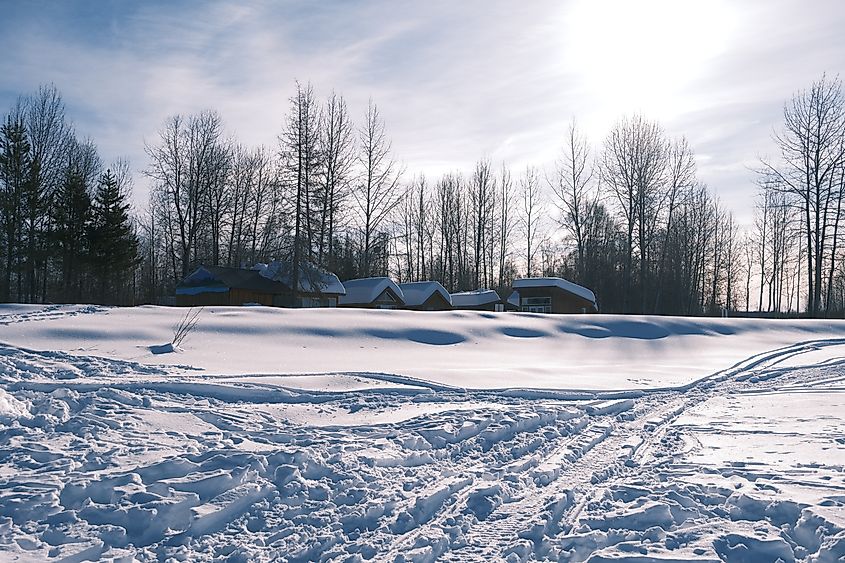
[563, 0, 737, 122]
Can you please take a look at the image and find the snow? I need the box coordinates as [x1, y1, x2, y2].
[0, 303, 844, 561]
[450, 289, 501, 308]
[259, 260, 346, 295]
[513, 277, 598, 305]
[397, 281, 452, 307]
[5, 305, 845, 391]
[0, 388, 29, 419]
[338, 277, 404, 306]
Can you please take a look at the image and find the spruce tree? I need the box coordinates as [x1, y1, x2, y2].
[89, 169, 138, 304]
[52, 163, 91, 302]
[0, 116, 31, 301]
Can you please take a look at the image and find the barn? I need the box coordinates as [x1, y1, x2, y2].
[176, 261, 345, 308]
[397, 281, 452, 311]
[338, 277, 406, 309]
[509, 277, 598, 314]
[450, 289, 504, 312]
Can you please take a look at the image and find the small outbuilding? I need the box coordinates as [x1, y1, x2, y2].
[510, 277, 598, 314]
[398, 281, 453, 311]
[338, 277, 406, 309]
[450, 289, 504, 312]
[176, 261, 345, 308]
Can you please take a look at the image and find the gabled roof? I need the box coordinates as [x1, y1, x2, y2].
[177, 265, 287, 295]
[507, 290, 520, 307]
[450, 289, 501, 307]
[258, 261, 346, 295]
[339, 277, 405, 305]
[178, 261, 346, 296]
[398, 281, 452, 307]
[512, 277, 596, 305]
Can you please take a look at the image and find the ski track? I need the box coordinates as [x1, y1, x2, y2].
[0, 326, 844, 559]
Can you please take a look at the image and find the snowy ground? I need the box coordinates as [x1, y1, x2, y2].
[0, 305, 844, 562]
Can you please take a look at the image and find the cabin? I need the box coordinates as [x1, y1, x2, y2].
[450, 289, 504, 312]
[509, 277, 598, 314]
[398, 281, 452, 311]
[176, 261, 345, 308]
[338, 277, 406, 309]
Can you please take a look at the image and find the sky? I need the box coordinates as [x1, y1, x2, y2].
[1, 0, 844, 225]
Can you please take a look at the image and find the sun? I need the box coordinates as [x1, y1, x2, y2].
[562, 0, 737, 120]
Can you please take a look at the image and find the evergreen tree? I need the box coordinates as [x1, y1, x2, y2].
[0, 116, 31, 301]
[89, 169, 138, 304]
[52, 163, 92, 302]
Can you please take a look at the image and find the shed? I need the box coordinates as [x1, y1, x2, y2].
[450, 289, 504, 312]
[510, 277, 597, 314]
[338, 277, 406, 309]
[397, 281, 452, 311]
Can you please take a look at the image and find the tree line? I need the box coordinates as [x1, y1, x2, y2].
[0, 86, 137, 305]
[2, 76, 844, 316]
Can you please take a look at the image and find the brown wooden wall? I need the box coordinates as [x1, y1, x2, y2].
[516, 286, 596, 314]
[176, 290, 275, 307]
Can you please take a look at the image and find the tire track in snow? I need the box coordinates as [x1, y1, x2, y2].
[429, 339, 845, 561]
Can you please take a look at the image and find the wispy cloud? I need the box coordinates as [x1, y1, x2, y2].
[1, 0, 844, 222]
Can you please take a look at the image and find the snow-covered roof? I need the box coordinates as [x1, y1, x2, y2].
[259, 260, 346, 295]
[512, 277, 596, 304]
[507, 290, 520, 307]
[398, 281, 452, 307]
[450, 289, 501, 308]
[339, 277, 405, 305]
[178, 265, 285, 295]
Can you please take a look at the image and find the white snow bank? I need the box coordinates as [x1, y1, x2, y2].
[0, 388, 29, 419]
[4, 305, 845, 391]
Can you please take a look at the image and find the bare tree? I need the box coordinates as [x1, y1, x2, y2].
[353, 99, 404, 277]
[600, 115, 669, 312]
[549, 119, 593, 281]
[760, 74, 845, 315]
[317, 92, 355, 268]
[469, 158, 495, 288]
[145, 110, 225, 280]
[654, 137, 696, 312]
[520, 165, 543, 277]
[497, 164, 515, 288]
[279, 82, 321, 302]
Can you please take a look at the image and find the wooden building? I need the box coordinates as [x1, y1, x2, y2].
[450, 289, 504, 312]
[397, 281, 452, 311]
[509, 277, 597, 314]
[176, 262, 345, 308]
[338, 277, 406, 309]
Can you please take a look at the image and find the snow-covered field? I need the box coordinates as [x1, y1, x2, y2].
[0, 304, 844, 561]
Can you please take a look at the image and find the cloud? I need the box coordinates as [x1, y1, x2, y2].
[0, 0, 843, 222]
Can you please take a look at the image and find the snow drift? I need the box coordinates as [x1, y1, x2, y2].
[4, 304, 845, 391]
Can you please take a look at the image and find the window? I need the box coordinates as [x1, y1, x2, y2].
[521, 297, 551, 306]
[494, 303, 504, 312]
[521, 296, 551, 313]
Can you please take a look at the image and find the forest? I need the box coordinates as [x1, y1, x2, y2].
[1, 75, 844, 316]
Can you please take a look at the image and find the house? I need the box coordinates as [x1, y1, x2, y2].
[509, 277, 598, 314]
[450, 289, 504, 312]
[338, 277, 406, 309]
[397, 281, 452, 311]
[176, 261, 345, 308]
